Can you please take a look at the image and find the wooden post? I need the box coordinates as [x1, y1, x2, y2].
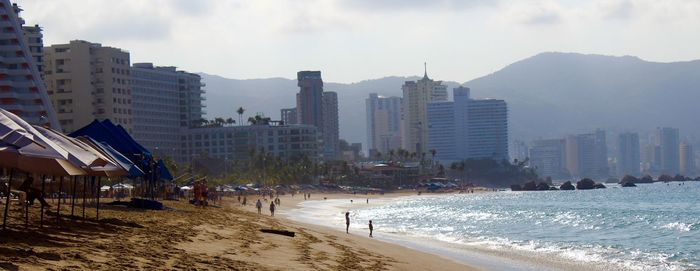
[82, 176, 87, 219]
[70, 176, 77, 220]
[2, 168, 14, 230]
[57, 176, 63, 224]
[40, 175, 47, 228]
[96, 177, 101, 221]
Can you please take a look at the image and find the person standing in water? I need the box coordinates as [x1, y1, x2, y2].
[368, 220, 373, 237]
[345, 211, 350, 233]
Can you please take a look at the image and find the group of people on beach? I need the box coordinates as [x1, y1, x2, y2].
[255, 199, 276, 216]
[192, 179, 209, 207]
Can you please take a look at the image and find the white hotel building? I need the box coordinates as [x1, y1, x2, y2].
[427, 86, 508, 163]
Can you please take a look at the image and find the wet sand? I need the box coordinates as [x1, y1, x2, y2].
[0, 192, 477, 270]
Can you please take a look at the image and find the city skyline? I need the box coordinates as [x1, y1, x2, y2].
[13, 0, 700, 83]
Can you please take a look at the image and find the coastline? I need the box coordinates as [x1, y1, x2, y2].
[279, 191, 623, 271]
[0, 192, 477, 270]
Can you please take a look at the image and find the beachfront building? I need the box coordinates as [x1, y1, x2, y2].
[656, 127, 680, 175]
[43, 40, 131, 133]
[565, 134, 595, 178]
[322, 91, 339, 160]
[130, 63, 204, 161]
[426, 86, 508, 163]
[564, 130, 609, 178]
[617, 132, 640, 177]
[280, 108, 297, 125]
[529, 139, 568, 179]
[680, 142, 695, 176]
[182, 122, 320, 164]
[365, 93, 402, 155]
[0, 1, 59, 128]
[294, 71, 339, 160]
[401, 65, 448, 154]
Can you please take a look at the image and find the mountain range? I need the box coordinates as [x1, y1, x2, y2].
[200, 52, 700, 152]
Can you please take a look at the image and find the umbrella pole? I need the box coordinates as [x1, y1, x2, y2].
[40, 175, 46, 228]
[70, 176, 77, 220]
[57, 176, 63, 224]
[96, 177, 101, 221]
[82, 176, 87, 220]
[2, 168, 14, 231]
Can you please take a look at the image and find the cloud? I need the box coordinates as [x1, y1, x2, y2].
[81, 16, 172, 42]
[502, 1, 563, 26]
[339, 0, 498, 12]
[602, 0, 635, 20]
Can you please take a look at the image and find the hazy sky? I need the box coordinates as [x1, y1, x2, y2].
[15, 0, 700, 83]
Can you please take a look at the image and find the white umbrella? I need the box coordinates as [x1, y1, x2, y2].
[0, 108, 41, 148]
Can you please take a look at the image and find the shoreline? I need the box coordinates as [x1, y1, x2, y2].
[277, 191, 621, 271]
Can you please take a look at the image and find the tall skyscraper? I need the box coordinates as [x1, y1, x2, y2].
[401, 64, 447, 154]
[529, 139, 567, 179]
[656, 127, 680, 174]
[0, 1, 58, 128]
[130, 63, 204, 161]
[366, 93, 401, 155]
[294, 71, 339, 160]
[296, 71, 323, 127]
[44, 40, 131, 133]
[426, 101, 455, 161]
[565, 134, 595, 178]
[280, 108, 297, 125]
[592, 129, 609, 177]
[427, 86, 508, 162]
[680, 142, 695, 176]
[322, 91, 339, 159]
[617, 132, 640, 177]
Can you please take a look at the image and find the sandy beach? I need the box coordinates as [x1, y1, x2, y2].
[0, 192, 477, 270]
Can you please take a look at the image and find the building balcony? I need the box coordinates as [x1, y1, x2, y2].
[0, 44, 20, 51]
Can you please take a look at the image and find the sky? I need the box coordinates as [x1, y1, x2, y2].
[15, 0, 700, 83]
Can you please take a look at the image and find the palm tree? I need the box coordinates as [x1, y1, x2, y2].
[236, 107, 245, 126]
[225, 117, 235, 126]
[388, 149, 395, 162]
[247, 116, 257, 125]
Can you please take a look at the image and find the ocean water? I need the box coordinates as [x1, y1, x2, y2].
[290, 182, 700, 271]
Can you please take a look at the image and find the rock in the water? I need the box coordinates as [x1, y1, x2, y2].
[621, 182, 637, 187]
[576, 178, 596, 190]
[536, 182, 551, 191]
[593, 183, 607, 189]
[511, 184, 522, 191]
[560, 181, 575, 190]
[522, 181, 537, 191]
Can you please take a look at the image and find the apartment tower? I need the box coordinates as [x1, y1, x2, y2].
[401, 64, 448, 154]
[0, 1, 58, 128]
[44, 40, 131, 133]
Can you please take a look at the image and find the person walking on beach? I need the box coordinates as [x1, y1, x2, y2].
[368, 220, 373, 237]
[345, 211, 350, 233]
[256, 199, 262, 214]
[270, 201, 276, 216]
[242, 196, 247, 206]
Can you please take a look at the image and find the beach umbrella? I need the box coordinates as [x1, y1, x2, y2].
[0, 108, 42, 148]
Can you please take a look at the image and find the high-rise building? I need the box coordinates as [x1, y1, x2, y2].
[296, 71, 323, 127]
[366, 93, 401, 155]
[565, 134, 595, 178]
[617, 132, 640, 177]
[427, 86, 508, 162]
[510, 140, 528, 163]
[401, 65, 447, 154]
[426, 101, 455, 161]
[21, 24, 42, 75]
[592, 129, 609, 177]
[294, 71, 339, 160]
[130, 63, 204, 161]
[0, 1, 58, 128]
[44, 40, 131, 133]
[529, 139, 567, 179]
[680, 142, 695, 176]
[280, 108, 297, 125]
[656, 127, 680, 175]
[322, 91, 339, 159]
